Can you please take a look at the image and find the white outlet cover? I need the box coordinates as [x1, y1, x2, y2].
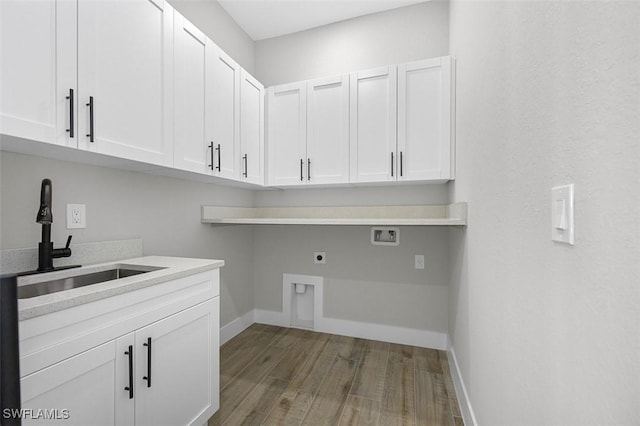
[415, 255, 425, 270]
[66, 204, 86, 229]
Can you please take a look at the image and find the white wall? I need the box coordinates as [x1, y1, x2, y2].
[255, 1, 449, 86]
[448, 1, 640, 424]
[169, 0, 255, 73]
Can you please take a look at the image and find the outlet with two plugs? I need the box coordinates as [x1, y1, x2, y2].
[66, 204, 86, 229]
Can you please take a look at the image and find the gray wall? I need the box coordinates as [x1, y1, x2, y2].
[0, 0, 258, 327]
[0, 152, 256, 326]
[448, 1, 640, 424]
[253, 186, 450, 331]
[251, 2, 451, 333]
[169, 0, 255, 74]
[255, 1, 449, 86]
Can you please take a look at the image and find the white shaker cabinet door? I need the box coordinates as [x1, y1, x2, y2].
[398, 57, 453, 182]
[173, 12, 209, 174]
[208, 47, 240, 180]
[0, 0, 76, 147]
[306, 75, 350, 184]
[240, 70, 265, 185]
[349, 66, 397, 183]
[77, 0, 174, 167]
[134, 298, 219, 426]
[267, 82, 307, 186]
[20, 339, 128, 426]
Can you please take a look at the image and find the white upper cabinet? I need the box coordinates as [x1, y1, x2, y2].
[0, 0, 77, 147]
[267, 82, 307, 186]
[398, 57, 453, 182]
[239, 70, 265, 185]
[306, 75, 350, 184]
[173, 12, 209, 174]
[208, 48, 240, 180]
[349, 66, 398, 183]
[77, 0, 174, 167]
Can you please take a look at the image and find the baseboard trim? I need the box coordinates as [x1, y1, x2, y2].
[447, 346, 478, 426]
[220, 310, 255, 345]
[254, 308, 447, 350]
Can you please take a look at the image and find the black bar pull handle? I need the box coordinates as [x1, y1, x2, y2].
[208, 142, 214, 170]
[66, 89, 74, 138]
[124, 345, 134, 399]
[400, 151, 403, 177]
[86, 96, 94, 142]
[142, 337, 151, 388]
[300, 158, 303, 181]
[391, 152, 394, 177]
[215, 144, 221, 172]
[243, 154, 248, 178]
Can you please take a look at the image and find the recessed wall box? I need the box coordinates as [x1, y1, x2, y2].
[371, 227, 400, 246]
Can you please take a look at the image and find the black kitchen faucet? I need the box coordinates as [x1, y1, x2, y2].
[36, 179, 73, 272]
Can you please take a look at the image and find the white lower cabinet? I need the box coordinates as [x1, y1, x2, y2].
[134, 299, 219, 426]
[21, 340, 120, 426]
[19, 269, 220, 426]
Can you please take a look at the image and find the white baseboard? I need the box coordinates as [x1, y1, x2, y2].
[319, 317, 447, 350]
[447, 346, 478, 426]
[254, 309, 289, 327]
[253, 308, 447, 350]
[220, 310, 255, 345]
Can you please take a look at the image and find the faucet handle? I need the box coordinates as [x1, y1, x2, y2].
[65, 235, 72, 249]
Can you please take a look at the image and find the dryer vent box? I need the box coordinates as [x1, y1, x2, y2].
[371, 227, 399, 246]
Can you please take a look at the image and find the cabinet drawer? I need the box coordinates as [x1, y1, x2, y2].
[19, 269, 219, 377]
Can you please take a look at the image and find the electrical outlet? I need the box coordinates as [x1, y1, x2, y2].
[67, 204, 86, 229]
[314, 252, 326, 264]
[415, 255, 425, 270]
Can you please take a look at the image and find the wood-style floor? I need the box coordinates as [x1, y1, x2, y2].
[208, 324, 464, 426]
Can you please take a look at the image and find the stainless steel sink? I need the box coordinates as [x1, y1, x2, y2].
[17, 266, 164, 299]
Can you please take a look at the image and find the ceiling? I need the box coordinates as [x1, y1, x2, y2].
[218, 0, 428, 41]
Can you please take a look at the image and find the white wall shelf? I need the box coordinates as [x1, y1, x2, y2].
[201, 202, 467, 226]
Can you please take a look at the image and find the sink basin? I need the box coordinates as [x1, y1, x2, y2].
[17, 265, 165, 299]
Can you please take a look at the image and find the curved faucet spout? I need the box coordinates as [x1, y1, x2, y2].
[36, 178, 53, 224]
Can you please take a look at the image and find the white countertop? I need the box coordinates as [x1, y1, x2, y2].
[18, 256, 224, 321]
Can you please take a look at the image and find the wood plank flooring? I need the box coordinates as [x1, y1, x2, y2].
[208, 325, 464, 426]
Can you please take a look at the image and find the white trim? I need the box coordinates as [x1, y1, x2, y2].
[447, 346, 478, 426]
[254, 308, 288, 327]
[253, 307, 446, 350]
[318, 316, 447, 349]
[282, 273, 323, 330]
[220, 310, 254, 346]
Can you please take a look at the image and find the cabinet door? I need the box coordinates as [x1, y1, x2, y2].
[0, 0, 76, 147]
[349, 66, 397, 183]
[267, 82, 307, 186]
[173, 12, 208, 174]
[77, 0, 174, 166]
[208, 47, 240, 180]
[135, 298, 219, 426]
[398, 57, 453, 181]
[240, 70, 265, 185]
[307, 75, 350, 184]
[20, 339, 131, 426]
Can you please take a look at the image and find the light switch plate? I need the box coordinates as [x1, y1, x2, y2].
[551, 184, 574, 245]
